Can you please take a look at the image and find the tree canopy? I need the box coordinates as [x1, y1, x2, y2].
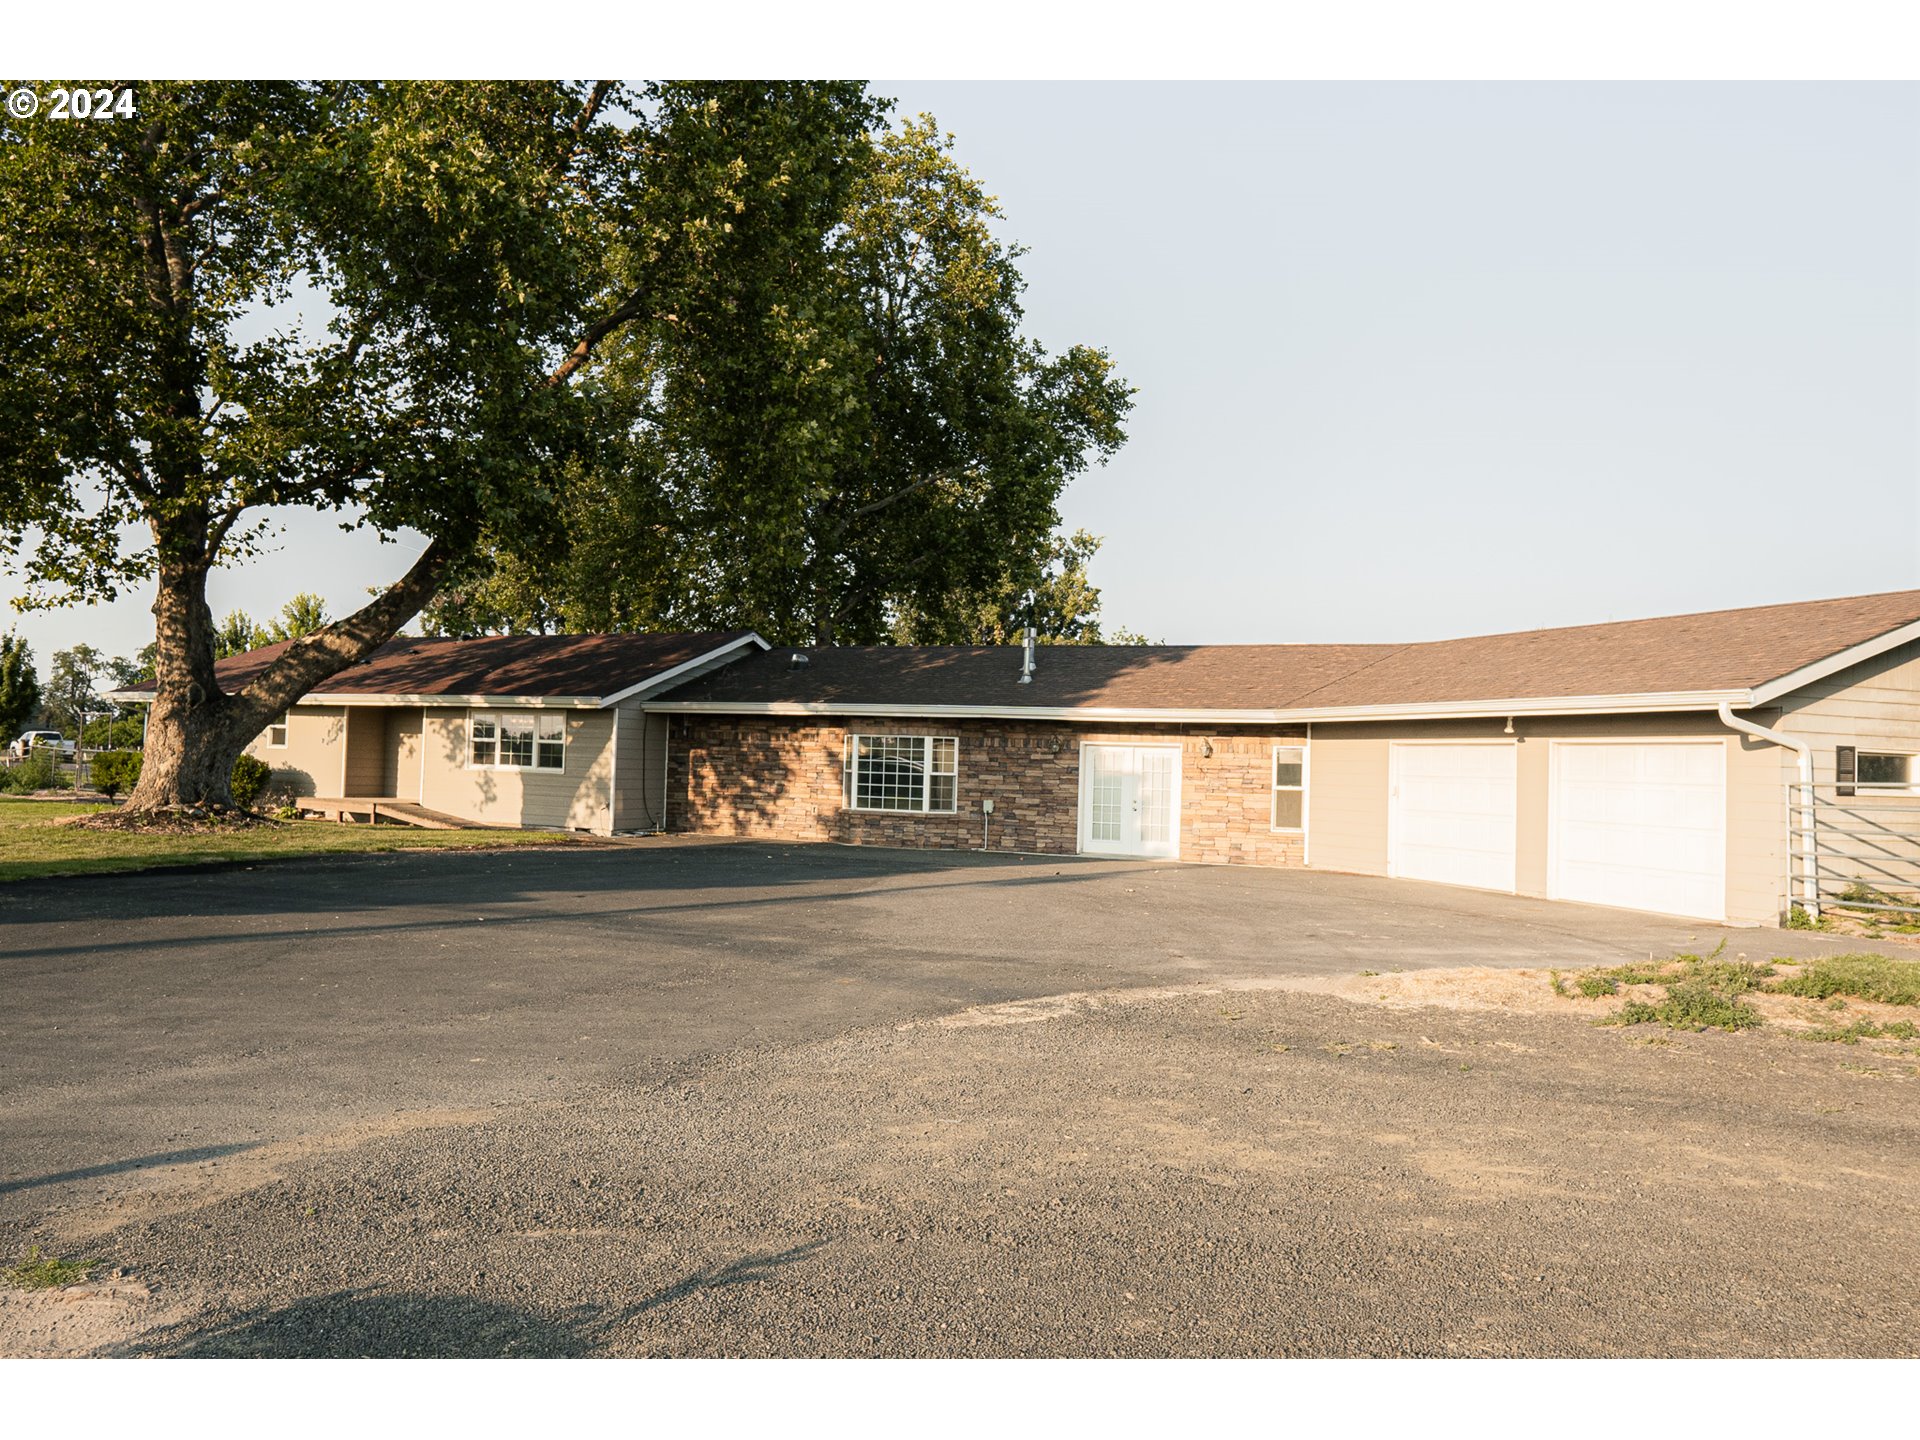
[420, 114, 1134, 646]
[0, 81, 887, 809]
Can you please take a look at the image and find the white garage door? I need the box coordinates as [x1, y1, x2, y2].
[1389, 743, 1518, 893]
[1550, 742, 1725, 920]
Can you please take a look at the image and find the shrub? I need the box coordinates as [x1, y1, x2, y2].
[88, 749, 142, 799]
[1, 748, 67, 793]
[230, 753, 273, 809]
[1576, 973, 1619, 998]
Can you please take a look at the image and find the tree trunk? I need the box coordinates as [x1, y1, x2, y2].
[123, 538, 459, 816]
[124, 556, 255, 810]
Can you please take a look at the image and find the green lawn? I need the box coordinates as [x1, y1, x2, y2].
[0, 798, 582, 881]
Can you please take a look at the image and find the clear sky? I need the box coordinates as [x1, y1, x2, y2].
[10, 81, 1918, 672]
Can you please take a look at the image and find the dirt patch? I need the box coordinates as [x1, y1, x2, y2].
[0, 1276, 187, 1358]
[64, 806, 275, 833]
[1266, 963, 1920, 1048]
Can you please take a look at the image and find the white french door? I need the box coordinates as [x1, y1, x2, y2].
[1078, 744, 1181, 859]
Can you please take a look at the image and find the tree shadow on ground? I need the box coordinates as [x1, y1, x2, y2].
[117, 1239, 831, 1358]
[0, 1142, 263, 1196]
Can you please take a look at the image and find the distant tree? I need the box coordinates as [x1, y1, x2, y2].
[42, 644, 106, 736]
[0, 632, 40, 739]
[213, 612, 265, 659]
[263, 593, 330, 643]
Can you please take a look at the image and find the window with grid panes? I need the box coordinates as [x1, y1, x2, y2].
[845, 734, 957, 813]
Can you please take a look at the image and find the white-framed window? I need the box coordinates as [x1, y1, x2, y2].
[469, 710, 566, 772]
[1857, 750, 1915, 792]
[844, 734, 958, 813]
[266, 712, 289, 748]
[1272, 744, 1306, 831]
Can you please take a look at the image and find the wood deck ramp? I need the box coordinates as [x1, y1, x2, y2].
[294, 797, 495, 829]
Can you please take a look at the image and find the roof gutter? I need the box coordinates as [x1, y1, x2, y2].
[644, 689, 1752, 725]
[1716, 701, 1818, 916]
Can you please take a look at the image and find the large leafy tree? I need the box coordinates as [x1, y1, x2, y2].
[1, 80, 881, 812]
[423, 115, 1133, 645]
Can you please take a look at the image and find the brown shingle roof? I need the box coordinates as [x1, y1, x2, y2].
[656, 590, 1920, 714]
[114, 631, 758, 702]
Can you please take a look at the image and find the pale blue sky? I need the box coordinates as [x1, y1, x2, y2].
[12, 82, 1919, 671]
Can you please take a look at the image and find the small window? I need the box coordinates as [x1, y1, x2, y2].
[470, 715, 497, 767]
[266, 712, 289, 748]
[535, 713, 566, 771]
[1272, 745, 1306, 831]
[845, 734, 958, 813]
[1856, 752, 1914, 791]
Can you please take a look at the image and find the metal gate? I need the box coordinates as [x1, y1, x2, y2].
[1787, 783, 1920, 918]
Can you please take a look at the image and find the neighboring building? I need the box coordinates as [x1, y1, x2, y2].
[647, 590, 1920, 927]
[110, 631, 765, 836]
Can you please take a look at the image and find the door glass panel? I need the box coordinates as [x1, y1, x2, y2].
[1089, 748, 1124, 843]
[1137, 751, 1172, 845]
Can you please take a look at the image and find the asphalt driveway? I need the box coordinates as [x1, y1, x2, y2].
[0, 839, 1843, 1197]
[3, 840, 1911, 1356]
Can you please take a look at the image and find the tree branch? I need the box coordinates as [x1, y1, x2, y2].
[542, 289, 651, 390]
[233, 537, 462, 716]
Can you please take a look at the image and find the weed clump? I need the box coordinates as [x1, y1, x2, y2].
[1769, 953, 1920, 1008]
[4, 1247, 100, 1290]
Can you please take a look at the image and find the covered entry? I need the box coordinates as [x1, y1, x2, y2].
[1549, 740, 1726, 920]
[1078, 743, 1181, 859]
[1388, 742, 1518, 892]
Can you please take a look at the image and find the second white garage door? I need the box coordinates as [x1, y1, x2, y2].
[1389, 742, 1518, 893]
[1549, 741, 1726, 921]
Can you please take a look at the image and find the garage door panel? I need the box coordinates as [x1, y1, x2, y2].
[1391, 743, 1517, 893]
[1551, 742, 1725, 920]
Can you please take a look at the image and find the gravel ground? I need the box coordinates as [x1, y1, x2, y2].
[8, 983, 1915, 1358]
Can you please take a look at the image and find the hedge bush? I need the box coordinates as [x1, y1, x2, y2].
[88, 750, 143, 799]
[230, 753, 273, 808]
[69, 750, 276, 809]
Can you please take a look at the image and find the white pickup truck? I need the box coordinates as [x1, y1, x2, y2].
[7, 731, 76, 761]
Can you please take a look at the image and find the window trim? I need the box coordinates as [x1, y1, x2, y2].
[1855, 749, 1917, 793]
[266, 712, 290, 749]
[467, 708, 567, 774]
[843, 732, 959, 815]
[1271, 741, 1309, 834]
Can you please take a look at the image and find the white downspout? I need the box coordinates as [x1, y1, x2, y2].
[1717, 701, 1817, 917]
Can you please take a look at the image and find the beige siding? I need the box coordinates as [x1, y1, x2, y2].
[245, 704, 344, 797]
[1305, 712, 1790, 926]
[1775, 638, 1920, 777]
[611, 702, 670, 832]
[420, 708, 615, 834]
[1301, 727, 1389, 876]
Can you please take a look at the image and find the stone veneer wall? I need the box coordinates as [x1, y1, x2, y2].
[667, 716, 1309, 867]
